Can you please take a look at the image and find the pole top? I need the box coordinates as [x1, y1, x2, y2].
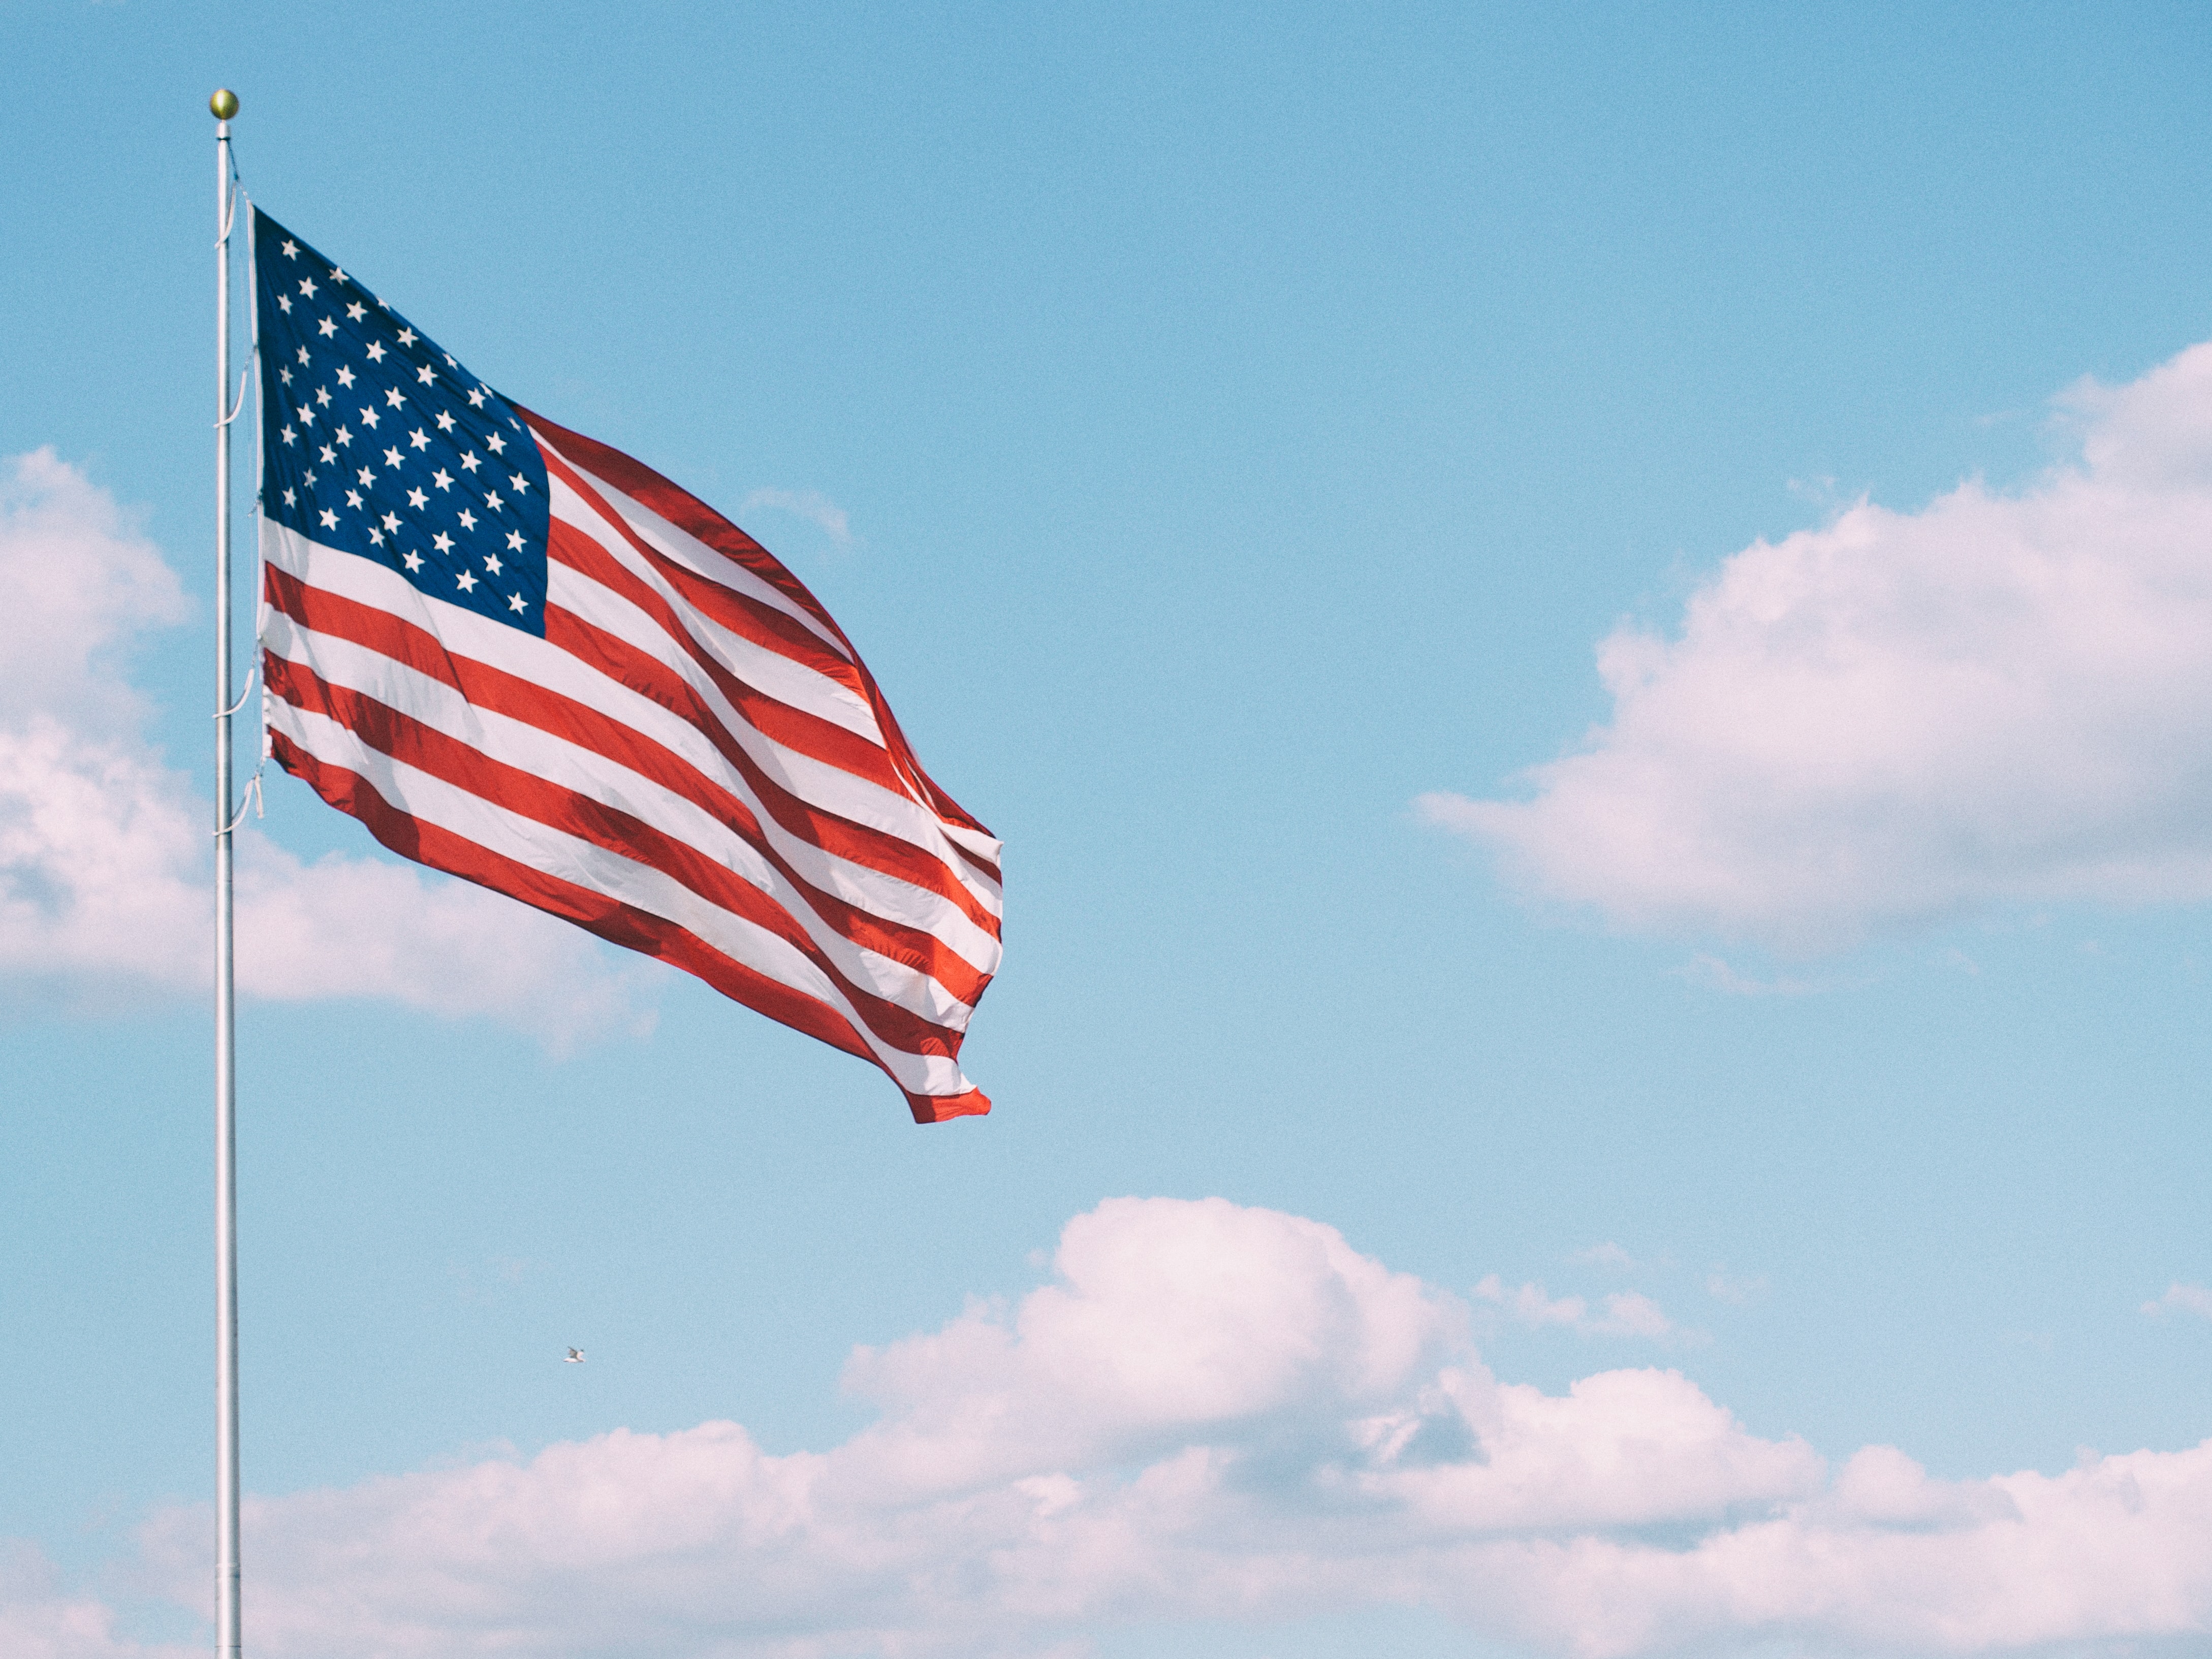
[209, 88, 239, 120]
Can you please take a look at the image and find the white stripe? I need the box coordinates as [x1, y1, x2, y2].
[535, 464, 1006, 916]
[266, 693, 977, 1098]
[544, 547, 1000, 891]
[263, 607, 991, 1022]
[545, 470, 882, 745]
[264, 522, 1005, 927]
[531, 426, 854, 661]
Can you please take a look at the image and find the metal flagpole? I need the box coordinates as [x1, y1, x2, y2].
[210, 84, 243, 1659]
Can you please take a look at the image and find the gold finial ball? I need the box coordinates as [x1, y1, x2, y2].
[209, 88, 239, 120]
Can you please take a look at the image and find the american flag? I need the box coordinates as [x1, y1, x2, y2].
[251, 208, 1002, 1122]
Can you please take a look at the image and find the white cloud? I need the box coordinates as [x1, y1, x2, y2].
[1475, 1274, 1677, 1339]
[0, 450, 658, 1043]
[740, 487, 852, 546]
[51, 1195, 2205, 1657]
[1420, 339, 2212, 952]
[2143, 1283, 2212, 1321]
[0, 1542, 185, 1659]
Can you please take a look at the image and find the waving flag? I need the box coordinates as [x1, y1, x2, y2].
[251, 209, 1001, 1121]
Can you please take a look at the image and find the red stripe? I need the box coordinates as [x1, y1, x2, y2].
[539, 531, 1002, 935]
[536, 447, 870, 701]
[266, 730, 901, 1077]
[266, 562, 1002, 958]
[908, 1086, 991, 1124]
[517, 406, 998, 848]
[266, 653, 972, 1061]
[540, 516, 902, 793]
[265, 582, 993, 1004]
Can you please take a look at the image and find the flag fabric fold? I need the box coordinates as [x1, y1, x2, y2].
[251, 208, 1000, 1121]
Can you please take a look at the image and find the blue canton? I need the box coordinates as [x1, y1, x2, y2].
[255, 209, 550, 636]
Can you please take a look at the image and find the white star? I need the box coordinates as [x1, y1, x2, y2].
[396, 327, 417, 347]
[457, 509, 477, 530]
[280, 239, 299, 259]
[484, 491, 504, 512]
[334, 427, 353, 448]
[435, 410, 456, 432]
[346, 302, 366, 322]
[314, 386, 333, 406]
[466, 387, 487, 408]
[318, 444, 336, 464]
[408, 429, 431, 451]
[297, 407, 317, 428]
[279, 367, 293, 386]
[505, 530, 525, 551]
[335, 366, 356, 388]
[508, 593, 528, 613]
[416, 365, 436, 386]
[383, 446, 403, 469]
[407, 488, 428, 509]
[345, 489, 363, 508]
[365, 341, 386, 363]
[459, 452, 481, 473]
[328, 265, 345, 283]
[432, 468, 453, 491]
[304, 468, 318, 486]
[402, 549, 424, 572]
[318, 508, 338, 529]
[484, 432, 506, 455]
[296, 345, 310, 366]
[281, 488, 296, 507]
[317, 316, 337, 337]
[484, 552, 503, 575]
[279, 427, 296, 446]
[298, 276, 317, 298]
[444, 353, 457, 367]
[357, 467, 375, 486]
[433, 532, 454, 553]
[509, 472, 530, 493]
[360, 407, 380, 430]
[368, 526, 384, 547]
[276, 294, 292, 314]
[385, 389, 406, 409]
[382, 512, 401, 532]
[455, 569, 478, 592]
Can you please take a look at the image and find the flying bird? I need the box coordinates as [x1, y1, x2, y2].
[564, 1348, 585, 1363]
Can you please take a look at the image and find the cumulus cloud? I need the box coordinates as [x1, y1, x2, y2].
[34, 1195, 2208, 1658]
[740, 487, 852, 546]
[1421, 340, 2212, 952]
[0, 449, 657, 1043]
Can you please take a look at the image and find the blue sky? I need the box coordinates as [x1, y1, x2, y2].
[6, 4, 2212, 1655]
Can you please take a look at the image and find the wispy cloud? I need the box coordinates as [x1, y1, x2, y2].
[2142, 1282, 2212, 1321]
[1672, 953, 1822, 996]
[1573, 1241, 1636, 1270]
[1474, 1274, 1676, 1339]
[1421, 338, 2212, 953]
[1706, 1268, 1769, 1305]
[740, 486, 852, 546]
[31, 1195, 2212, 1658]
